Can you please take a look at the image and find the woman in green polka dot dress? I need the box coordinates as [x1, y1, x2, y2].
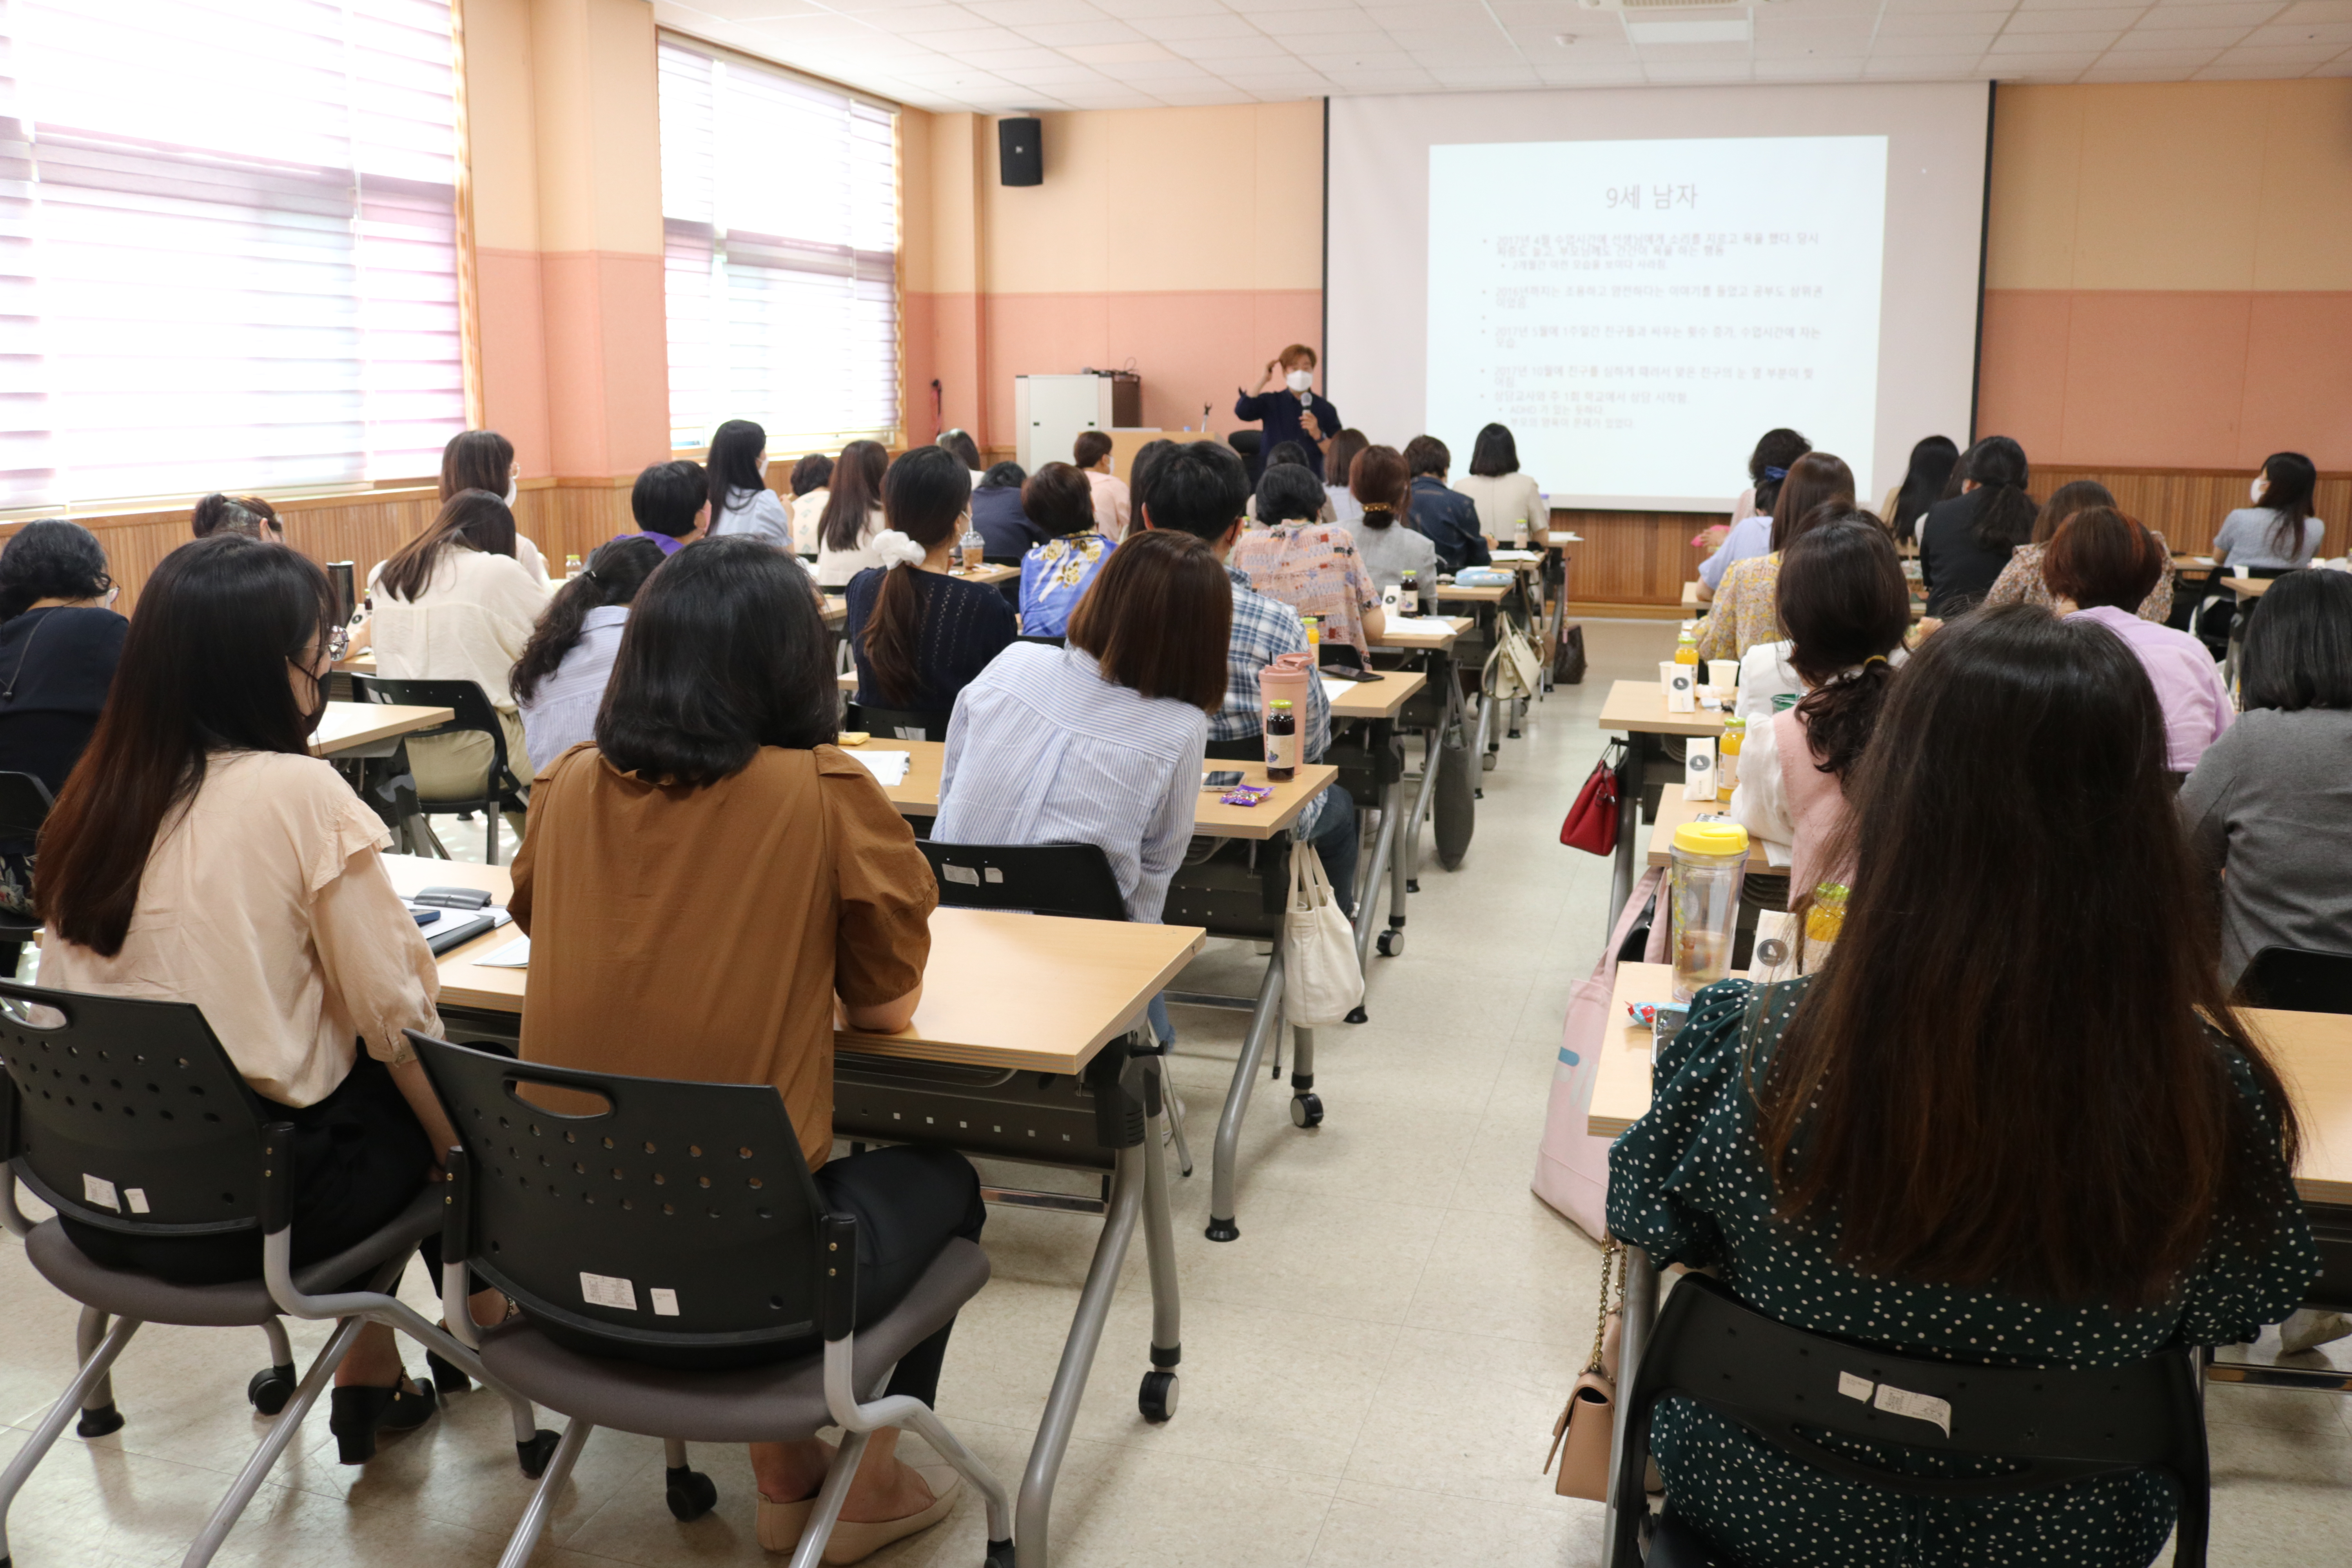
[1609, 606, 2318, 1568]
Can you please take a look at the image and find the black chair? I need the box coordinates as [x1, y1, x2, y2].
[2234, 945, 2352, 1015]
[349, 675, 530, 863]
[0, 980, 533, 1568]
[1608, 1274, 2210, 1568]
[365, 1034, 1012, 1568]
[857, 704, 952, 742]
[0, 771, 53, 975]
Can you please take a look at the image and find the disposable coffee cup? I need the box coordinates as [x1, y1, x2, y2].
[1708, 659, 1739, 690]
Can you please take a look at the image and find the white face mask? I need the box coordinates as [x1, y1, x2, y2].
[1285, 368, 1314, 394]
[2250, 475, 2269, 506]
[504, 474, 519, 507]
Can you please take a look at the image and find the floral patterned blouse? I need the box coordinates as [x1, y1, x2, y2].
[1019, 532, 1114, 638]
[1608, 976, 2316, 1568]
[1982, 539, 2175, 624]
[1693, 551, 1784, 664]
[1228, 522, 1383, 661]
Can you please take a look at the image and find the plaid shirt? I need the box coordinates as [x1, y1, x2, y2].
[1212, 566, 1334, 837]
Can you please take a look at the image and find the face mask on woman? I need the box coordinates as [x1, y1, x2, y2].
[1285, 368, 1314, 394]
[504, 474, 519, 508]
[2250, 475, 2269, 506]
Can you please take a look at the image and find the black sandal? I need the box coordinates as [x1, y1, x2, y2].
[328, 1375, 436, 1464]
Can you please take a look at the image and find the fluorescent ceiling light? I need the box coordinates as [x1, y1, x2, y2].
[1625, 18, 1753, 43]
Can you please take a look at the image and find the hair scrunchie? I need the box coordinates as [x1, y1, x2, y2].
[1761, 465, 1788, 482]
[873, 530, 928, 570]
[1361, 503, 1394, 517]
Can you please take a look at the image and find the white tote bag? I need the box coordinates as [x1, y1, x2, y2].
[1285, 842, 1364, 1024]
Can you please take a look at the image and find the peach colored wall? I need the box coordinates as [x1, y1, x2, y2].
[1978, 81, 2352, 469]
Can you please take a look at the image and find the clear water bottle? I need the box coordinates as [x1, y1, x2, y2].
[1670, 819, 1750, 1001]
[564, 553, 583, 581]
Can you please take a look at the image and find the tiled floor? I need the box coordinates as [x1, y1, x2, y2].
[5, 618, 2349, 1566]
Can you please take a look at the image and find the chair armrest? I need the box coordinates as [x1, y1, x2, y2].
[820, 1212, 858, 1342]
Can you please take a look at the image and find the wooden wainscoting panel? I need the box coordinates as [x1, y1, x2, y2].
[1552, 508, 1727, 610]
[2037, 466, 2350, 557]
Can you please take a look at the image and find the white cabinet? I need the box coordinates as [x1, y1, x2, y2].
[1014, 374, 1116, 472]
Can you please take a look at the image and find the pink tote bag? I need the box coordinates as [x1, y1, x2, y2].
[1532, 867, 1662, 1243]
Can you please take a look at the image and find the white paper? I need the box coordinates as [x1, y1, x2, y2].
[1872, 1382, 1953, 1438]
[1318, 674, 1361, 695]
[847, 750, 912, 786]
[82, 1174, 119, 1210]
[408, 905, 512, 942]
[477, 936, 532, 969]
[1489, 549, 1541, 563]
[125, 1188, 150, 1214]
[1837, 1371, 1875, 1403]
[580, 1271, 637, 1311]
[1386, 615, 1459, 633]
[650, 1287, 681, 1317]
[1764, 840, 1793, 870]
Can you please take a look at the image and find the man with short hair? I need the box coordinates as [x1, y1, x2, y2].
[1074, 429, 1130, 541]
[1403, 435, 1491, 573]
[627, 459, 708, 555]
[1139, 440, 1359, 917]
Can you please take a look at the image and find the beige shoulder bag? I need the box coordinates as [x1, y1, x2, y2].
[1545, 1236, 1625, 1500]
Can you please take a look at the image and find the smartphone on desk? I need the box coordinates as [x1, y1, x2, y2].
[1202, 770, 1244, 789]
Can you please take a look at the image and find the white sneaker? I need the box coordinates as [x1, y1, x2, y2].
[2277, 1307, 2352, 1356]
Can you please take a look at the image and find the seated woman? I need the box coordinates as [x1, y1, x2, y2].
[2214, 451, 2326, 570]
[1324, 428, 1368, 527]
[39, 535, 465, 1463]
[1229, 462, 1385, 663]
[441, 428, 550, 584]
[512, 535, 666, 767]
[1612, 604, 2317, 1568]
[970, 461, 1041, 559]
[0, 521, 126, 919]
[190, 493, 283, 542]
[510, 537, 975, 1561]
[1694, 452, 1854, 663]
[1728, 519, 1908, 898]
[1018, 461, 1114, 639]
[1982, 481, 2173, 622]
[2047, 506, 2232, 775]
[704, 419, 793, 552]
[843, 446, 1016, 724]
[788, 451, 833, 555]
[1343, 444, 1438, 593]
[938, 530, 1229, 920]
[816, 439, 890, 588]
[370, 490, 550, 839]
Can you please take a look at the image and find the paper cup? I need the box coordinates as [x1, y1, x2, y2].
[1708, 659, 1739, 690]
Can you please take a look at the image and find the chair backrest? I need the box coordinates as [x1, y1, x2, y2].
[856, 704, 950, 743]
[1611, 1273, 2208, 1568]
[409, 1033, 834, 1359]
[349, 674, 512, 773]
[0, 771, 54, 842]
[2235, 945, 2352, 1015]
[919, 841, 1127, 922]
[0, 979, 269, 1236]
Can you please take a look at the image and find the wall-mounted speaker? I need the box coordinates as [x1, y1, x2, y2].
[998, 117, 1042, 187]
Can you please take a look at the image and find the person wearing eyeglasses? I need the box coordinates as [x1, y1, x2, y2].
[0, 519, 127, 918]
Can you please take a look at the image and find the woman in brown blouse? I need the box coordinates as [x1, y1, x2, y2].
[509, 535, 974, 1564]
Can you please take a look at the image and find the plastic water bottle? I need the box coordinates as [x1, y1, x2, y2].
[1670, 820, 1750, 1001]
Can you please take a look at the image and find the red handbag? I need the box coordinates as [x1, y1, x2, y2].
[1560, 742, 1626, 855]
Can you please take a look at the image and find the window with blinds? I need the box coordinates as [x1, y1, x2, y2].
[0, 0, 465, 512]
[658, 36, 899, 456]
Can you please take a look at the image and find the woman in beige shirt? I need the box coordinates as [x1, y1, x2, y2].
[510, 536, 975, 1564]
[1451, 423, 1548, 546]
[39, 534, 458, 1464]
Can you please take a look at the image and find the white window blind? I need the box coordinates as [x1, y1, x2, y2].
[0, 0, 465, 512]
[658, 36, 898, 455]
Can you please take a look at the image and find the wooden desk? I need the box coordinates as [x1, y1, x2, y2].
[1588, 960, 2352, 1206]
[847, 740, 1332, 839]
[948, 563, 1017, 587]
[310, 701, 453, 757]
[1681, 581, 1702, 611]
[1546, 532, 1580, 550]
[383, 855, 1205, 1078]
[1327, 669, 1426, 722]
[333, 651, 377, 675]
[1646, 794, 1773, 870]
[1371, 615, 1471, 653]
[1599, 678, 1728, 739]
[1436, 582, 1508, 606]
[822, 595, 847, 626]
[2229, 575, 2276, 600]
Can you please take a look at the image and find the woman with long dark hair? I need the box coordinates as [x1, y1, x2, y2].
[701, 418, 792, 554]
[512, 534, 666, 766]
[440, 429, 548, 584]
[1693, 452, 1856, 663]
[510, 536, 976, 1559]
[2215, 450, 2325, 569]
[817, 438, 890, 588]
[842, 446, 1014, 718]
[40, 534, 463, 1462]
[370, 489, 549, 837]
[0, 520, 125, 917]
[1324, 428, 1368, 525]
[1917, 434, 2036, 617]
[788, 451, 834, 554]
[1612, 604, 2316, 1568]
[1727, 516, 1908, 896]
[1875, 434, 1958, 547]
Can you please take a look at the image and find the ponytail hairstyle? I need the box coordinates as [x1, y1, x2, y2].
[1327, 428, 1368, 490]
[1960, 435, 2036, 553]
[858, 446, 972, 706]
[376, 489, 518, 603]
[2256, 450, 2318, 560]
[191, 494, 282, 542]
[1748, 427, 1812, 515]
[40, 536, 336, 955]
[1778, 516, 1909, 782]
[1767, 451, 1855, 551]
[440, 430, 515, 503]
[706, 419, 769, 522]
[510, 535, 666, 704]
[820, 439, 889, 553]
[1349, 444, 1410, 531]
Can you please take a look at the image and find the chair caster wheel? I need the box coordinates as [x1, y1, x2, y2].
[664, 1465, 718, 1520]
[1139, 1370, 1179, 1424]
[1376, 929, 1403, 957]
[1405, 878, 1419, 894]
[1290, 1093, 1324, 1129]
[986, 1537, 1017, 1568]
[75, 1402, 124, 1438]
[1205, 1217, 1239, 1242]
[247, 1363, 298, 1416]
[1506, 729, 1521, 740]
[1481, 751, 1498, 771]
[1344, 1005, 1368, 1024]
[517, 1428, 562, 1477]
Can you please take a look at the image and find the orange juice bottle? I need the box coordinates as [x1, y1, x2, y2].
[1674, 629, 1699, 668]
[1717, 715, 1744, 804]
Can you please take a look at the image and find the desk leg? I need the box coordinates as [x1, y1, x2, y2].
[1207, 951, 1285, 1241]
[1141, 1073, 1182, 1374]
[1352, 773, 1402, 973]
[1017, 1141, 1144, 1568]
[1601, 1245, 1662, 1559]
[1606, 746, 1642, 927]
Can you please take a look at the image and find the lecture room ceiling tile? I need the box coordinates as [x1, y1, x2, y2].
[653, 0, 2352, 111]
